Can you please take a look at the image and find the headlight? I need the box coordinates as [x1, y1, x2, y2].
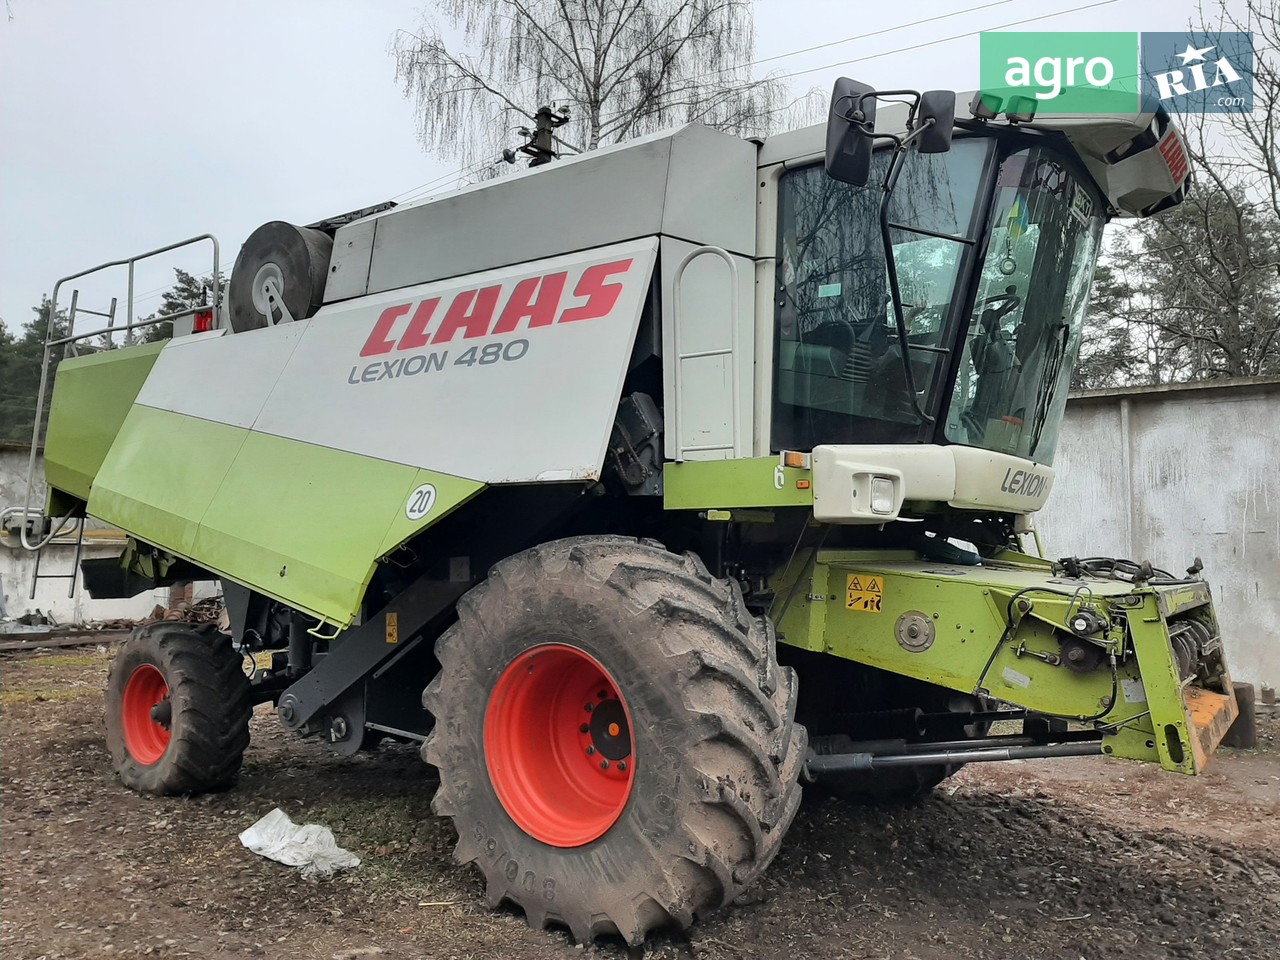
[870, 477, 895, 515]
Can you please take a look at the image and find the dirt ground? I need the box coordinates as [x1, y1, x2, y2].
[3, 647, 1277, 960]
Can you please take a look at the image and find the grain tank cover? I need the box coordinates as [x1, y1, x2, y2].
[323, 124, 757, 302]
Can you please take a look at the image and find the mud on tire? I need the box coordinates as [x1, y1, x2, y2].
[105, 623, 252, 795]
[423, 536, 807, 945]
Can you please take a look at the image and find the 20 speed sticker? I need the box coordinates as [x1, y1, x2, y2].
[406, 483, 437, 521]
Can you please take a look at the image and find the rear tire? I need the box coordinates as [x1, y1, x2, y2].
[105, 624, 252, 795]
[423, 536, 806, 945]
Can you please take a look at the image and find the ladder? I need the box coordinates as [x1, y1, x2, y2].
[28, 518, 86, 600]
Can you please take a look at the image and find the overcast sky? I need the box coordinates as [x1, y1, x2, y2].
[0, 0, 1229, 334]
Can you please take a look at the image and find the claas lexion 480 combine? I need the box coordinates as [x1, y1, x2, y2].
[11, 78, 1238, 943]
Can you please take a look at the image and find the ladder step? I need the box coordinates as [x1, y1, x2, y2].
[28, 518, 87, 600]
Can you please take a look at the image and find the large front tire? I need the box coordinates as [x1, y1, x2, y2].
[105, 623, 252, 795]
[423, 536, 806, 945]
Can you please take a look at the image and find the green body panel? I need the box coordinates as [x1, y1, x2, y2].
[88, 405, 484, 627]
[664, 457, 814, 509]
[89, 406, 246, 557]
[1123, 583, 1234, 773]
[43, 342, 165, 505]
[771, 550, 1235, 773]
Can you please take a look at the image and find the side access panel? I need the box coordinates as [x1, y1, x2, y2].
[83, 238, 660, 627]
[660, 237, 756, 462]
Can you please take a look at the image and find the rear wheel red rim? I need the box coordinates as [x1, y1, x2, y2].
[484, 644, 635, 847]
[121, 664, 171, 765]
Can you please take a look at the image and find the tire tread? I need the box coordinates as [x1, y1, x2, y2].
[105, 624, 252, 796]
[424, 535, 805, 945]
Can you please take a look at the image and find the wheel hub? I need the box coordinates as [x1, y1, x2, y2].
[121, 664, 172, 766]
[484, 644, 635, 848]
[588, 697, 631, 761]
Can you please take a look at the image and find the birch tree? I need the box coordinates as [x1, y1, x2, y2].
[391, 0, 791, 172]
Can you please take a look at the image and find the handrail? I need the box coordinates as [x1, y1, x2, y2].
[17, 234, 220, 552]
[47, 302, 217, 348]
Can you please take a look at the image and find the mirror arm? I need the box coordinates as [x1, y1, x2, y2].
[878, 132, 937, 425]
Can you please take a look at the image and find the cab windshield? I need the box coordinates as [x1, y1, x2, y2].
[944, 145, 1103, 463]
[772, 138, 1104, 466]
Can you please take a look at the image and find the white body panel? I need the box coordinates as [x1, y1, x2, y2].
[659, 238, 756, 461]
[326, 125, 756, 302]
[140, 238, 660, 483]
[812, 444, 1054, 522]
[137, 324, 308, 430]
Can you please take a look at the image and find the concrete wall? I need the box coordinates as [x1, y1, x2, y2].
[0, 445, 215, 623]
[1038, 378, 1280, 689]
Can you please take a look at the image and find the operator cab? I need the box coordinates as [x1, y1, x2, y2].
[767, 81, 1190, 482]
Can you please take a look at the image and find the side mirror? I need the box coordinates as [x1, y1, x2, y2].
[915, 90, 956, 154]
[825, 77, 877, 187]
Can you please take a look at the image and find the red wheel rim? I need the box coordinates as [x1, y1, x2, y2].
[484, 644, 635, 847]
[121, 664, 171, 765]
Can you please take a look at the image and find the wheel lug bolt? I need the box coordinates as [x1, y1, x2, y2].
[600, 760, 610, 770]
[584, 702, 593, 712]
[586, 745, 595, 755]
[579, 723, 590, 734]
[598, 689, 608, 700]
[617, 761, 627, 772]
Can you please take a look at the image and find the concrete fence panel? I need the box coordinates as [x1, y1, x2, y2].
[1038, 378, 1280, 688]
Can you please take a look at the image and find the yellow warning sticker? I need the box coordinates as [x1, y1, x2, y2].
[386, 611, 399, 644]
[846, 574, 884, 613]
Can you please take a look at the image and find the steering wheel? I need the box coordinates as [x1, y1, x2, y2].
[973, 286, 1022, 329]
[966, 286, 1024, 377]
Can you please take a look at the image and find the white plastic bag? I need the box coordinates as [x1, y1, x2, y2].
[239, 807, 361, 879]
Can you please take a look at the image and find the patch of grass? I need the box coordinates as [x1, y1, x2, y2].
[309, 792, 431, 849]
[0, 687, 97, 704]
[26, 654, 103, 669]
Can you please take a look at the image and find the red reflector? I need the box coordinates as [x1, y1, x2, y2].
[1158, 131, 1189, 184]
[193, 310, 214, 332]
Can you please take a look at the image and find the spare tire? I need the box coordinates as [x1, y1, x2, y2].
[228, 221, 332, 332]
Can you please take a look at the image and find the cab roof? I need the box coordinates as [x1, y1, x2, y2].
[757, 93, 1190, 219]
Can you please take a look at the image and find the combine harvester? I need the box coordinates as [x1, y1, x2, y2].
[8, 78, 1237, 943]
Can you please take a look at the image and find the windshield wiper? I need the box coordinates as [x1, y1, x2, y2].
[1027, 319, 1071, 452]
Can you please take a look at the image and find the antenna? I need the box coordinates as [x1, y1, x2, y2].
[503, 105, 571, 167]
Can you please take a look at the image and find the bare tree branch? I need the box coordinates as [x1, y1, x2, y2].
[1082, 1, 1280, 386]
[390, 0, 790, 172]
